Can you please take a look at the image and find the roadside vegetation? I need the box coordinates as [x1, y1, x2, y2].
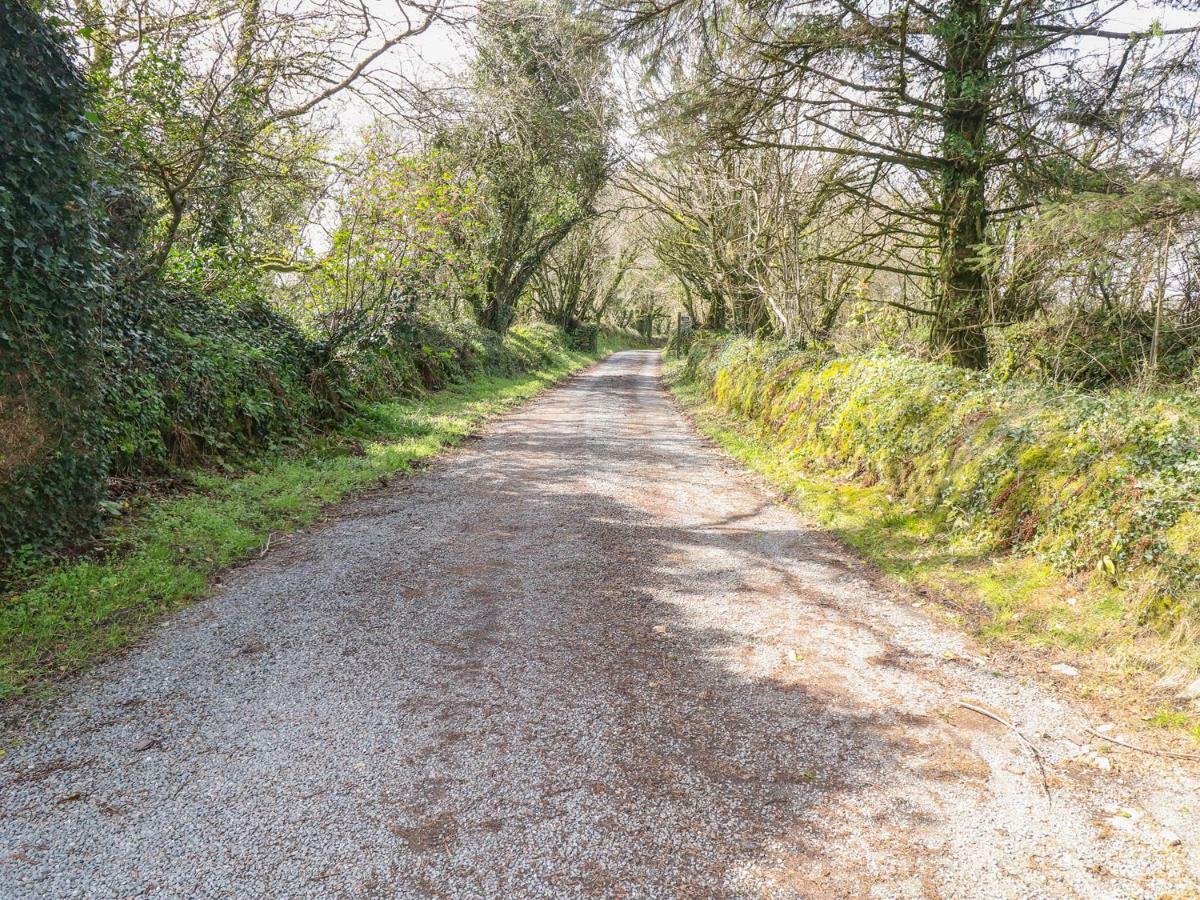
[2, 1, 634, 562]
[601, 0, 1200, 735]
[1, 325, 636, 701]
[1, 1, 655, 699]
[6, 0, 1200, 733]
[669, 336, 1200, 739]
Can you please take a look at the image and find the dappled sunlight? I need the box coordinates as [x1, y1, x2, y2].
[9, 0, 1200, 891]
[383, 350, 1114, 893]
[4, 351, 1198, 896]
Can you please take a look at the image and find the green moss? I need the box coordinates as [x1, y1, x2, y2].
[1147, 708, 1200, 742]
[676, 337, 1200, 630]
[1165, 511, 1200, 556]
[1149, 708, 1191, 728]
[669, 342, 1200, 739]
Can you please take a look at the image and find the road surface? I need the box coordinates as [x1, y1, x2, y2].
[2, 350, 1198, 897]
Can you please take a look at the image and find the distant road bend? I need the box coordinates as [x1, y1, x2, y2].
[3, 351, 1198, 897]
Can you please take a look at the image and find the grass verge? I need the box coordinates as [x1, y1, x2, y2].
[667, 363, 1200, 745]
[0, 347, 603, 704]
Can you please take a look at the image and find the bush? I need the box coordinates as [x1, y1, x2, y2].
[681, 335, 1200, 629]
[0, 8, 595, 565]
[566, 323, 599, 352]
[996, 311, 1200, 388]
[348, 316, 573, 399]
[98, 285, 345, 474]
[0, 8, 110, 557]
[665, 325, 702, 358]
[0, 8, 350, 559]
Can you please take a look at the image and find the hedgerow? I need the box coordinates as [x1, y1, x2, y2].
[348, 316, 575, 400]
[680, 335, 1200, 632]
[0, 8, 109, 558]
[0, 9, 347, 557]
[0, 5, 586, 560]
[97, 285, 344, 475]
[0, 325, 594, 699]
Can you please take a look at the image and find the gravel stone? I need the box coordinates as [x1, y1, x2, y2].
[1, 351, 1198, 897]
[1177, 677, 1200, 701]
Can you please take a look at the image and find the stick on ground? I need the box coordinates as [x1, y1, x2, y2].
[1085, 726, 1200, 763]
[958, 700, 1052, 804]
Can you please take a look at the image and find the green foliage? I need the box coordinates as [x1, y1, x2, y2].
[566, 323, 600, 352]
[350, 318, 582, 398]
[996, 311, 1200, 388]
[87, 6, 327, 272]
[297, 143, 484, 346]
[598, 327, 655, 354]
[682, 335, 1200, 632]
[0, 5, 110, 557]
[0, 3, 336, 560]
[0, 0, 623, 568]
[449, 0, 614, 331]
[665, 327, 697, 358]
[1031, 178, 1200, 246]
[97, 280, 342, 474]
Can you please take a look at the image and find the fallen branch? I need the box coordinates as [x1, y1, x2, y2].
[260, 531, 275, 558]
[957, 700, 1052, 805]
[1085, 726, 1200, 763]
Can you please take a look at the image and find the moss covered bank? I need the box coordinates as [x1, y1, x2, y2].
[670, 335, 1200, 735]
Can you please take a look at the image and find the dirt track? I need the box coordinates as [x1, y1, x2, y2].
[2, 350, 1198, 898]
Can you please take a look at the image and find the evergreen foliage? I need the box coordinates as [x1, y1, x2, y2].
[0, 5, 109, 556]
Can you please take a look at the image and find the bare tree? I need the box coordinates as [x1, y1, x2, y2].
[529, 222, 634, 328]
[71, 0, 445, 279]
[445, 0, 617, 331]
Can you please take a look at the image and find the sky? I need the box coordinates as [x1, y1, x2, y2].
[326, 3, 471, 137]
[327, 0, 1200, 134]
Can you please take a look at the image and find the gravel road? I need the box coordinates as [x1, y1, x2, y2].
[2, 350, 1199, 898]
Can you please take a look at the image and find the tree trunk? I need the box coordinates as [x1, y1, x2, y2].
[705, 293, 727, 330]
[200, 0, 261, 250]
[480, 288, 512, 332]
[932, 0, 990, 370]
[479, 264, 517, 332]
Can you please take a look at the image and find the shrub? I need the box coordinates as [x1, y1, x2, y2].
[566, 323, 599, 352]
[664, 327, 694, 358]
[0, 8, 591, 565]
[348, 316, 573, 399]
[996, 311, 1200, 388]
[98, 286, 345, 474]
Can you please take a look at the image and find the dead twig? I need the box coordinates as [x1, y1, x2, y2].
[957, 700, 1052, 805]
[1085, 726, 1200, 763]
[260, 531, 275, 558]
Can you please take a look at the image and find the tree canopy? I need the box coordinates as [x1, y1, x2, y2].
[5, 0, 1200, 558]
[608, 0, 1200, 369]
